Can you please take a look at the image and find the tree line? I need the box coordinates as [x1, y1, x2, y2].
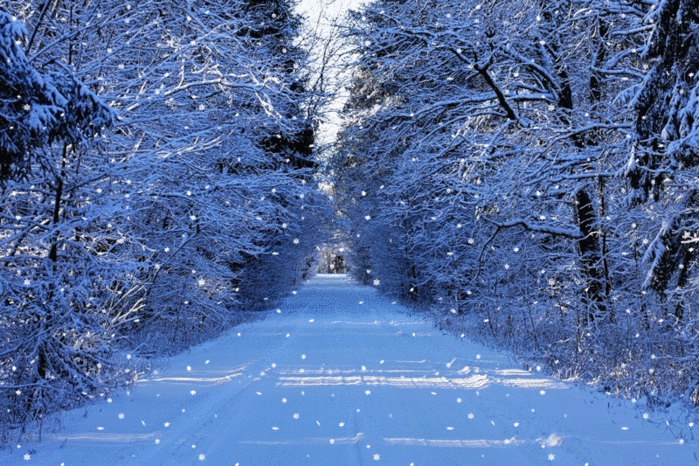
[0, 0, 330, 439]
[332, 0, 699, 410]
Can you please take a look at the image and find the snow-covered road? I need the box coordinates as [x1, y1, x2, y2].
[3, 274, 696, 465]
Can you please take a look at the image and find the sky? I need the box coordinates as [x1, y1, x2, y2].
[294, 0, 368, 146]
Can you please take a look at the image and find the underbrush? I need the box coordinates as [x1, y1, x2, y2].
[423, 297, 699, 424]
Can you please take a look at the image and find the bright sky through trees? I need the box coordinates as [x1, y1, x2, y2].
[295, 0, 366, 145]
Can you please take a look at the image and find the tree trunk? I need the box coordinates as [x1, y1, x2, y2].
[573, 189, 607, 325]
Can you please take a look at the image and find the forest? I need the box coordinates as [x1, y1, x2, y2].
[332, 0, 699, 414]
[1, 0, 698, 443]
[0, 0, 334, 439]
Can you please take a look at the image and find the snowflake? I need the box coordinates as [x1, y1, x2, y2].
[457, 398, 462, 403]
[24, 453, 30, 461]
[282, 398, 287, 403]
[643, 413, 649, 419]
[164, 422, 170, 427]
[199, 454, 205, 460]
[293, 413, 299, 419]
[302, 354, 306, 359]
[155, 439, 160, 444]
[548, 454, 554, 461]
[373, 279, 380, 286]
[373, 454, 380, 461]
[468, 413, 474, 419]
[191, 390, 196, 395]
[365, 390, 371, 395]
[339, 422, 345, 427]
[293, 238, 300, 244]
[119, 413, 124, 419]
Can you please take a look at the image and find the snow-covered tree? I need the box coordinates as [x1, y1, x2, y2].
[623, 0, 699, 318]
[334, 0, 699, 406]
[1, 0, 330, 437]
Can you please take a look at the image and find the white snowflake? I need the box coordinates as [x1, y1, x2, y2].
[468, 413, 474, 419]
[199, 454, 205, 460]
[293, 413, 299, 419]
[373, 454, 380, 460]
[118, 413, 124, 419]
[548, 454, 554, 461]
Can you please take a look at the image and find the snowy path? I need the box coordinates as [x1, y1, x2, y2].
[2, 274, 696, 465]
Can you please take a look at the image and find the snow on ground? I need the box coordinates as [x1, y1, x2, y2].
[2, 274, 696, 465]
